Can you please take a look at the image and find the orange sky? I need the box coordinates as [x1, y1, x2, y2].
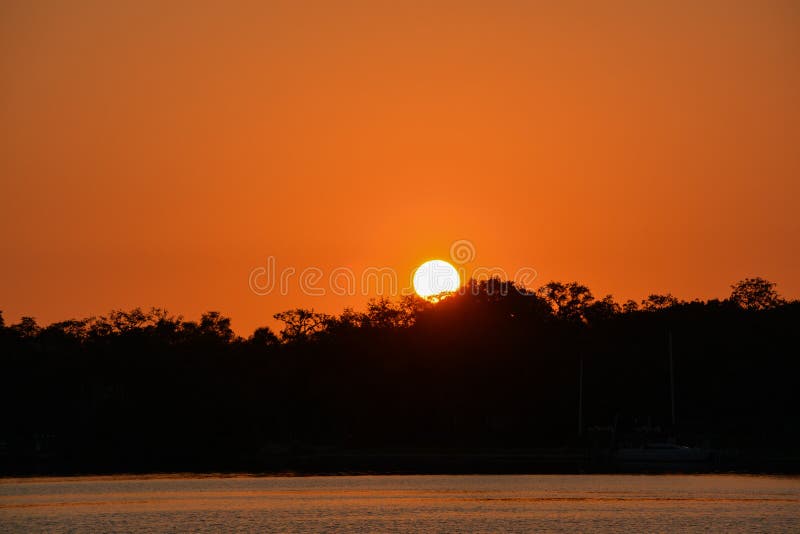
[1, 0, 799, 334]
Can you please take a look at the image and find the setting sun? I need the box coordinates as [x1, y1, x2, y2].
[1, 2, 799, 527]
[413, 260, 460, 300]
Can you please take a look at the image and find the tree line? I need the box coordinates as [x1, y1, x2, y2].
[1, 277, 797, 473]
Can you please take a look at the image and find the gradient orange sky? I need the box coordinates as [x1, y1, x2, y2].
[2, 0, 799, 334]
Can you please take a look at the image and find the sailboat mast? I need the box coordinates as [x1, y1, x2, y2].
[578, 354, 583, 436]
[669, 330, 675, 426]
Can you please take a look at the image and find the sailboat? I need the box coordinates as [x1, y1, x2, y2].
[612, 332, 711, 466]
[615, 442, 710, 463]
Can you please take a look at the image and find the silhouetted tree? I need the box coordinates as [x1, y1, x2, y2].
[199, 311, 236, 342]
[274, 308, 330, 342]
[622, 299, 639, 313]
[537, 281, 594, 323]
[11, 316, 39, 339]
[249, 326, 279, 347]
[43, 318, 92, 342]
[322, 307, 364, 334]
[730, 277, 783, 310]
[584, 295, 620, 324]
[640, 293, 680, 311]
[363, 296, 423, 329]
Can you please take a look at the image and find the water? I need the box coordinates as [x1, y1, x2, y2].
[1, 474, 798, 532]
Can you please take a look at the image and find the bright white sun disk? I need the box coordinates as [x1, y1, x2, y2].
[413, 259, 460, 299]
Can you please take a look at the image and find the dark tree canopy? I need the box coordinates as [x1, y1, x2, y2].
[273, 308, 331, 342]
[640, 294, 681, 311]
[730, 277, 783, 310]
[1, 276, 797, 475]
[536, 281, 594, 323]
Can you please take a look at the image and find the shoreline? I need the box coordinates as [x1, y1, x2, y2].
[3, 450, 800, 478]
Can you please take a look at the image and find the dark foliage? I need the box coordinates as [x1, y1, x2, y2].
[1, 277, 798, 474]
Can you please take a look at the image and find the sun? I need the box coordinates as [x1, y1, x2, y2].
[413, 259, 460, 300]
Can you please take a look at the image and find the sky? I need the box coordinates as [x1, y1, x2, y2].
[1, 0, 799, 334]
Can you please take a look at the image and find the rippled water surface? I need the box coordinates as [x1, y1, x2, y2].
[1, 474, 798, 532]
